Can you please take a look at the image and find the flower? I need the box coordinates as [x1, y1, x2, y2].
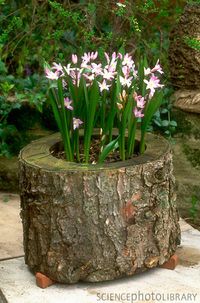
[144, 75, 164, 98]
[98, 80, 111, 92]
[91, 63, 102, 75]
[63, 64, 72, 75]
[144, 60, 163, 76]
[45, 68, 59, 80]
[46, 52, 164, 163]
[116, 2, 126, 7]
[102, 68, 116, 81]
[73, 118, 83, 130]
[133, 93, 145, 108]
[119, 90, 127, 102]
[64, 97, 73, 110]
[119, 75, 133, 88]
[122, 54, 134, 68]
[133, 108, 144, 118]
[52, 62, 63, 75]
[151, 59, 163, 74]
[72, 54, 78, 64]
[122, 66, 130, 78]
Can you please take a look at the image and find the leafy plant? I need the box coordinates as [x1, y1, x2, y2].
[46, 51, 164, 163]
[149, 88, 177, 137]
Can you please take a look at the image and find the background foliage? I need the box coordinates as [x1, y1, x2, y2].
[0, 0, 190, 156]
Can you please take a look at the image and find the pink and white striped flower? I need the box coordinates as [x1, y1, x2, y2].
[119, 75, 133, 88]
[98, 80, 111, 92]
[64, 97, 73, 111]
[144, 75, 164, 98]
[133, 108, 144, 118]
[45, 68, 59, 80]
[73, 118, 83, 130]
[63, 64, 72, 75]
[151, 59, 163, 74]
[91, 63, 102, 75]
[133, 92, 145, 108]
[72, 54, 78, 64]
[52, 62, 63, 75]
[122, 54, 134, 68]
[102, 68, 116, 81]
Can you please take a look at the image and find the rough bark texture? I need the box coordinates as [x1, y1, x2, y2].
[19, 133, 181, 283]
[169, 4, 200, 90]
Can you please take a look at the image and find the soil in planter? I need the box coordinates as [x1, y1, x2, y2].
[51, 136, 140, 164]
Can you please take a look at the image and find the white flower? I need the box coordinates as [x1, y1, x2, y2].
[45, 68, 59, 80]
[98, 80, 111, 92]
[116, 2, 126, 7]
[119, 75, 133, 88]
[73, 118, 83, 130]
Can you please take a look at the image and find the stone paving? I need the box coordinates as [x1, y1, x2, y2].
[0, 192, 200, 303]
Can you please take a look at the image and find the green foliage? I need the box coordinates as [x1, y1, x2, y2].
[184, 36, 200, 51]
[189, 195, 199, 220]
[0, 0, 186, 76]
[0, 59, 47, 156]
[0, 0, 184, 158]
[149, 88, 178, 138]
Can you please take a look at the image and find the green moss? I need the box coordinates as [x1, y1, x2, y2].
[172, 109, 200, 139]
[183, 144, 200, 168]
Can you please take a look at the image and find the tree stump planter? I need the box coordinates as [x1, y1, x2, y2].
[19, 132, 181, 284]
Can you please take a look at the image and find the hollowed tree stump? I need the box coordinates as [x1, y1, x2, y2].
[19, 133, 181, 283]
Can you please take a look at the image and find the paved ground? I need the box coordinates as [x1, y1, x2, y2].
[0, 193, 23, 260]
[0, 193, 200, 303]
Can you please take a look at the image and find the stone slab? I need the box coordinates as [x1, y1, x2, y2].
[0, 220, 200, 303]
[0, 193, 23, 260]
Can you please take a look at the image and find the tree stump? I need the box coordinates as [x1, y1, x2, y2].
[19, 133, 181, 283]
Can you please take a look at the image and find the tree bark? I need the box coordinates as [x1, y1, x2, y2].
[19, 133, 181, 283]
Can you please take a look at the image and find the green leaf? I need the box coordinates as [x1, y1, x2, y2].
[84, 79, 100, 163]
[98, 136, 119, 164]
[140, 90, 163, 153]
[170, 120, 177, 127]
[161, 120, 169, 127]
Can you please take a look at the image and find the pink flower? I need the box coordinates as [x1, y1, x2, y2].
[70, 69, 82, 87]
[104, 52, 110, 64]
[133, 92, 145, 108]
[119, 75, 133, 88]
[63, 64, 71, 75]
[90, 51, 98, 60]
[118, 52, 123, 60]
[81, 52, 98, 64]
[91, 63, 102, 75]
[144, 67, 151, 76]
[84, 73, 95, 84]
[144, 60, 163, 76]
[72, 54, 78, 64]
[133, 108, 144, 118]
[102, 68, 116, 81]
[122, 53, 134, 68]
[151, 59, 163, 74]
[45, 68, 59, 80]
[64, 97, 73, 110]
[52, 62, 63, 75]
[98, 80, 111, 92]
[82, 52, 91, 64]
[73, 118, 83, 130]
[144, 75, 164, 98]
[122, 66, 130, 78]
